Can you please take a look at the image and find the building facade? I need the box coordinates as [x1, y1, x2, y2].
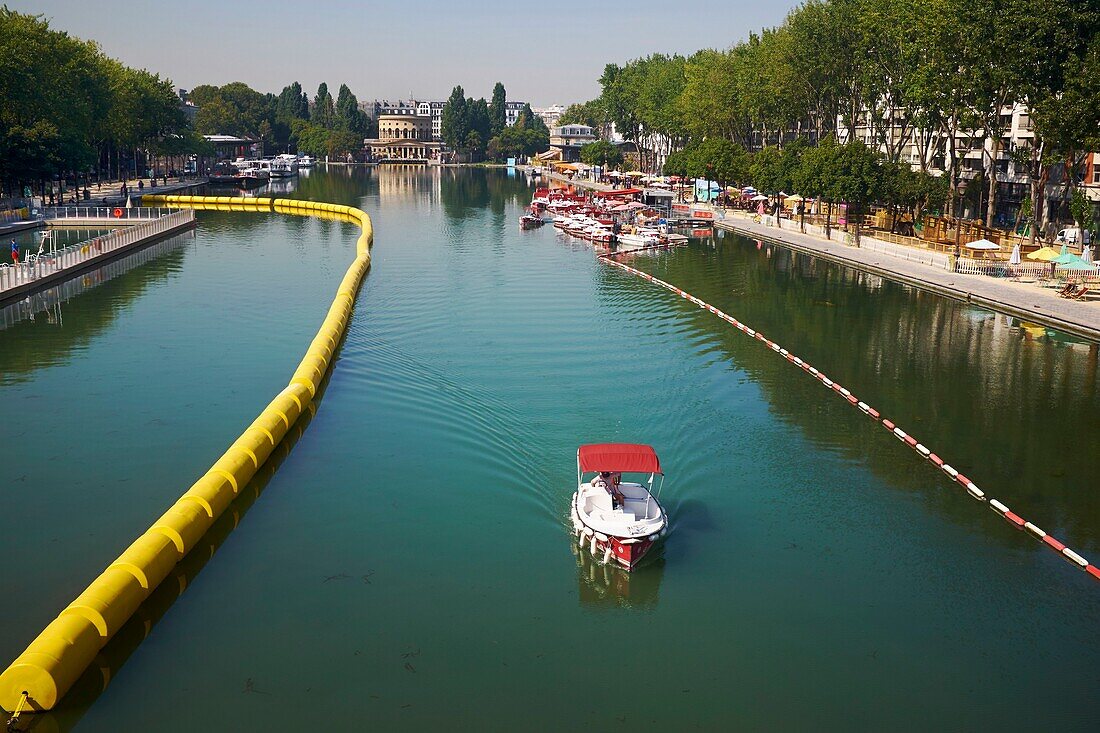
[549, 125, 598, 162]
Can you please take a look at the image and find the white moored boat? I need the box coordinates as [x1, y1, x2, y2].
[570, 443, 668, 571]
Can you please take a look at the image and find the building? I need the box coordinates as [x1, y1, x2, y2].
[534, 104, 566, 129]
[549, 124, 598, 162]
[363, 113, 443, 162]
[504, 101, 527, 127]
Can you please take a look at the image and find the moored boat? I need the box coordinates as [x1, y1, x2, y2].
[570, 443, 668, 571]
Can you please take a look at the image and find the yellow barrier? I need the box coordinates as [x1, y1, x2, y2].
[0, 195, 373, 713]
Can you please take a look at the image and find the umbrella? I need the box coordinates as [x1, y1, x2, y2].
[1026, 246, 1061, 261]
[1052, 243, 1080, 264]
[625, 202, 648, 209]
[785, 194, 804, 202]
[1083, 245, 1093, 263]
[612, 204, 632, 212]
[125, 195, 133, 209]
[751, 194, 769, 201]
[964, 238, 1000, 251]
[624, 171, 644, 177]
[1008, 244, 1021, 265]
[1055, 256, 1096, 271]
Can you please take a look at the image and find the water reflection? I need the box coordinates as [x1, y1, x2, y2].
[1, 401, 317, 733]
[574, 542, 664, 610]
[643, 237, 1100, 551]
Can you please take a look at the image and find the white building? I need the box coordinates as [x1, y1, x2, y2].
[534, 104, 566, 129]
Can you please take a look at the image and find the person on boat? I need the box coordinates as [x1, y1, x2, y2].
[608, 472, 625, 509]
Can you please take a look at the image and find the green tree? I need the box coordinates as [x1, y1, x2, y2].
[313, 82, 335, 129]
[488, 82, 507, 137]
[441, 85, 468, 151]
[580, 140, 623, 168]
[335, 83, 365, 134]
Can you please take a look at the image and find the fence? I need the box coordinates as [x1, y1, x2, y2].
[858, 236, 953, 269]
[954, 257, 1098, 279]
[0, 209, 194, 295]
[45, 206, 179, 223]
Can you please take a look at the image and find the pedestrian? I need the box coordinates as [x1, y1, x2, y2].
[10, 239, 19, 265]
[138, 179, 144, 191]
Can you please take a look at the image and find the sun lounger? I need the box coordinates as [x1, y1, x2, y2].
[1065, 287, 1090, 301]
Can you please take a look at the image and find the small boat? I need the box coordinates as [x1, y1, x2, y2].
[570, 443, 668, 571]
[296, 155, 315, 168]
[520, 214, 544, 230]
[207, 162, 242, 186]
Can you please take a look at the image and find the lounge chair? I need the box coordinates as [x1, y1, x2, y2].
[1066, 287, 1091, 301]
[1057, 283, 1079, 297]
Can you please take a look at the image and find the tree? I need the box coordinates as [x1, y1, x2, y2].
[464, 97, 491, 157]
[335, 83, 365, 134]
[440, 85, 468, 151]
[580, 140, 623, 168]
[313, 82, 335, 129]
[488, 82, 507, 137]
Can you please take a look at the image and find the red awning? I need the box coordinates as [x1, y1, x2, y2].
[578, 443, 662, 474]
[593, 188, 643, 198]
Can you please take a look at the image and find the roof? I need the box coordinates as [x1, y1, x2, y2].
[578, 444, 662, 474]
[594, 188, 643, 198]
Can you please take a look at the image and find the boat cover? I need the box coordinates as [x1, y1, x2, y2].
[578, 443, 661, 474]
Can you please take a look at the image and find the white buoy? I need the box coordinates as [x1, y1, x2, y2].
[590, 535, 598, 556]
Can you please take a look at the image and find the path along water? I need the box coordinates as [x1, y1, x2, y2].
[1, 168, 1098, 731]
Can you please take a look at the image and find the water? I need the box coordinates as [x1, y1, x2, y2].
[1, 167, 1098, 731]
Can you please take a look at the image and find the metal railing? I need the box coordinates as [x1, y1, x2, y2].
[44, 206, 178, 222]
[1, 209, 194, 295]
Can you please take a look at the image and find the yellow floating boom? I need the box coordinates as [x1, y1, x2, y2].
[0, 195, 373, 713]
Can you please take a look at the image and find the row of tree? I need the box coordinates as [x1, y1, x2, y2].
[441, 83, 549, 161]
[561, 0, 1100, 235]
[0, 9, 201, 196]
[189, 80, 369, 159]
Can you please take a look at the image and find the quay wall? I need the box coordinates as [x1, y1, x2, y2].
[0, 195, 374, 714]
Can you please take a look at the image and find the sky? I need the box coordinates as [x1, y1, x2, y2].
[12, 0, 800, 106]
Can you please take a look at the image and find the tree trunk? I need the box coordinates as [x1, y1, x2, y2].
[985, 139, 999, 228]
[825, 201, 832, 240]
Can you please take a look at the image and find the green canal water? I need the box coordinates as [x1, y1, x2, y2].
[2, 168, 1098, 731]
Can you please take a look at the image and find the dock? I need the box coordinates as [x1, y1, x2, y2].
[0, 209, 196, 305]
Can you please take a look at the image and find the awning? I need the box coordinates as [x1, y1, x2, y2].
[594, 188, 643, 198]
[578, 444, 662, 474]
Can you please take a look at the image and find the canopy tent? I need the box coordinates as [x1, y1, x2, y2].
[1026, 246, 1061, 261]
[964, 238, 1000, 251]
[750, 194, 769, 201]
[1052, 244, 1081, 265]
[578, 444, 662, 475]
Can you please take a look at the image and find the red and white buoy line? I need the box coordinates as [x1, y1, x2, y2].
[599, 252, 1100, 585]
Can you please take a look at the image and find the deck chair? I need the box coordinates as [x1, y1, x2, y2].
[1066, 287, 1090, 301]
[1057, 283, 1079, 298]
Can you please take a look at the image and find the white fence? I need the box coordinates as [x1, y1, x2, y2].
[954, 257, 1099, 279]
[0, 209, 194, 295]
[857, 235, 952, 269]
[44, 206, 178, 223]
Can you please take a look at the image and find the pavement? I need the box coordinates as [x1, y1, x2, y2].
[714, 213, 1100, 343]
[52, 177, 208, 207]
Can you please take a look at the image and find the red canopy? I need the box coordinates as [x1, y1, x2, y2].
[594, 188, 643, 199]
[578, 443, 662, 474]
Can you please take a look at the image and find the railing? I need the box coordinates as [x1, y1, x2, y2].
[858, 236, 953, 269]
[954, 258, 1098, 279]
[0, 209, 194, 294]
[44, 206, 178, 222]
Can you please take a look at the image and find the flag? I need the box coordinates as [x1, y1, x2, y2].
[10, 240, 18, 264]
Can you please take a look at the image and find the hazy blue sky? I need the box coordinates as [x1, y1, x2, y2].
[13, 0, 799, 105]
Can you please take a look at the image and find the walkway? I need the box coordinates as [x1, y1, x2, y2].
[715, 214, 1100, 342]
